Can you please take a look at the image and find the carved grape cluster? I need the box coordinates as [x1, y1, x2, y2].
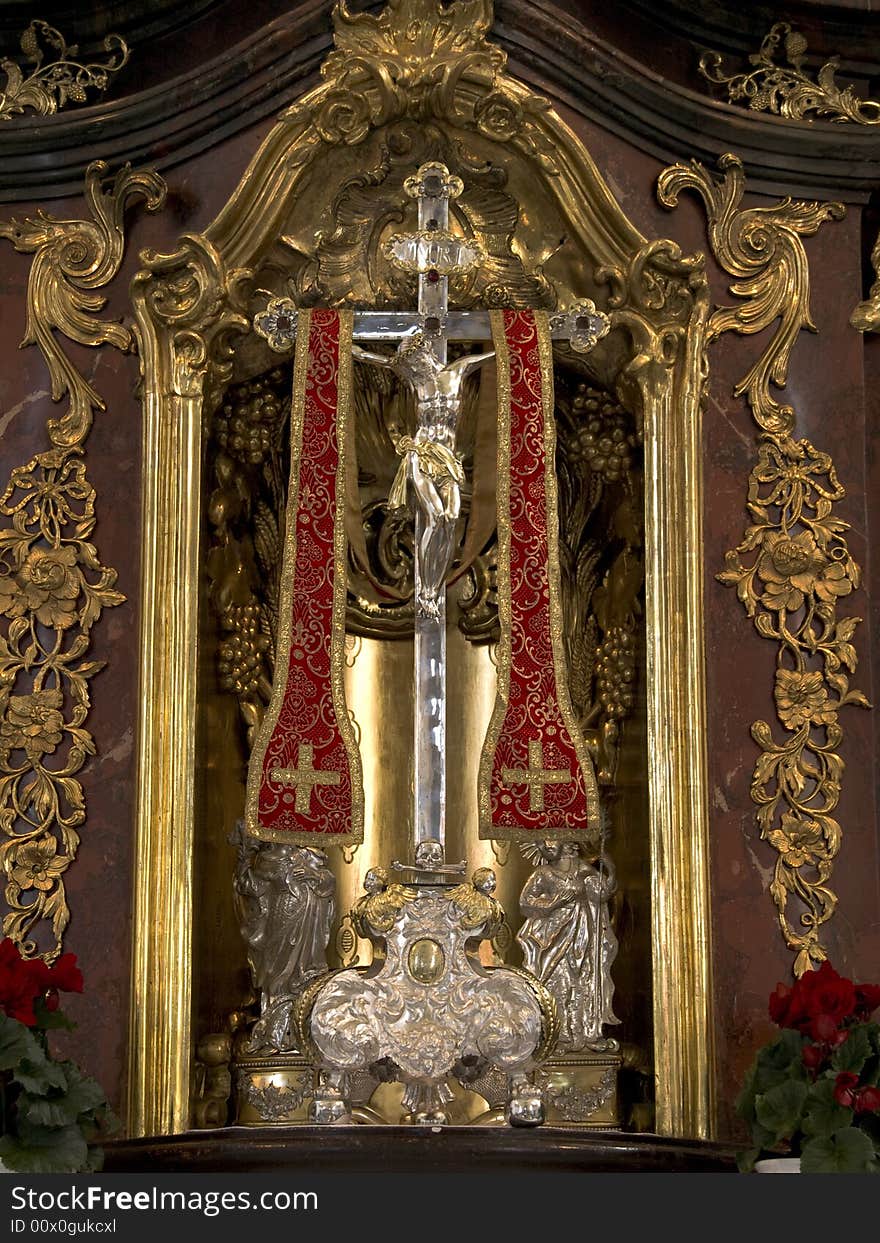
[215, 370, 286, 467]
[569, 385, 638, 484]
[595, 625, 636, 720]
[218, 603, 268, 698]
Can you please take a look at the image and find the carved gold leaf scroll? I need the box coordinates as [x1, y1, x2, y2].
[658, 154, 868, 976]
[851, 231, 880, 333]
[0, 20, 130, 122]
[283, 0, 558, 172]
[699, 23, 880, 125]
[0, 161, 166, 959]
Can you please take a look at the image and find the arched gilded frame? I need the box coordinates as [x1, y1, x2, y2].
[128, 0, 713, 1140]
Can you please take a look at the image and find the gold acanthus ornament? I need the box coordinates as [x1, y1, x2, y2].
[284, 0, 557, 172]
[658, 154, 868, 977]
[699, 23, 880, 125]
[0, 20, 130, 121]
[0, 161, 166, 960]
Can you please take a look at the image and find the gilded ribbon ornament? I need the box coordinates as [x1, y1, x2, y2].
[0, 161, 166, 959]
[658, 154, 867, 976]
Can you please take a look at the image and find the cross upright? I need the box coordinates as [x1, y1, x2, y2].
[270, 744, 340, 815]
[502, 739, 571, 813]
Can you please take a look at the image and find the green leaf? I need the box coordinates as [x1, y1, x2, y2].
[737, 1146, 761, 1173]
[54, 1060, 110, 1121]
[736, 1062, 759, 1121]
[802, 1078, 853, 1138]
[0, 1123, 89, 1173]
[755, 1080, 809, 1142]
[753, 1029, 806, 1095]
[832, 1025, 872, 1074]
[33, 1006, 75, 1032]
[14, 1056, 67, 1094]
[20, 1093, 78, 1128]
[800, 1127, 876, 1174]
[0, 1015, 44, 1073]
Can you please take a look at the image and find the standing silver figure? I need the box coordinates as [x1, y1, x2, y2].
[517, 841, 619, 1050]
[352, 333, 494, 619]
[234, 832, 336, 1050]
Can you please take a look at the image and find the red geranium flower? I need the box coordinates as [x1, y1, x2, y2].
[801, 1042, 825, 1071]
[854, 983, 880, 1021]
[769, 981, 808, 1029]
[769, 961, 857, 1033]
[833, 1071, 859, 1108]
[798, 961, 857, 1026]
[808, 1012, 840, 1043]
[48, 952, 83, 994]
[854, 1087, 880, 1114]
[0, 937, 51, 1027]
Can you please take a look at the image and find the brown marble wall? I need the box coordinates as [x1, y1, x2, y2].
[0, 0, 877, 1142]
[0, 116, 277, 1116]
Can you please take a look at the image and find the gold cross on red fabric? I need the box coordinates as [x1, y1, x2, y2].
[501, 739, 571, 812]
[270, 744, 341, 814]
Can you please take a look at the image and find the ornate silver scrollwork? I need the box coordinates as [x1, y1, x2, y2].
[302, 864, 557, 1126]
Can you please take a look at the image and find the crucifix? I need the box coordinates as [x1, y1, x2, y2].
[254, 161, 610, 863]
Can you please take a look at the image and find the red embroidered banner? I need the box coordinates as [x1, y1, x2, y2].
[246, 309, 363, 845]
[479, 309, 601, 840]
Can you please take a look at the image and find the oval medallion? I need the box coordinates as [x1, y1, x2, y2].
[408, 937, 445, 984]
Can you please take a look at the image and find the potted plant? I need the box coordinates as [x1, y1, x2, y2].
[0, 937, 117, 1171]
[738, 961, 880, 1173]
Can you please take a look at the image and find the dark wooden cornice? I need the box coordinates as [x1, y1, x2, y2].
[0, 0, 878, 204]
[496, 0, 880, 204]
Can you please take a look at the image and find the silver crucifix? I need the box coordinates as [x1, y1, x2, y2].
[253, 161, 611, 864]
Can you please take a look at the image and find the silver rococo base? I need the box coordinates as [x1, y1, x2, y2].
[296, 865, 557, 1126]
[222, 856, 621, 1130]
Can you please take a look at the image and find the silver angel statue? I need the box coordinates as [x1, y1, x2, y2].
[233, 827, 336, 1051]
[517, 841, 619, 1051]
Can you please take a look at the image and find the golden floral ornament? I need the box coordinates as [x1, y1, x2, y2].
[0, 690, 66, 765]
[773, 669, 838, 731]
[474, 90, 523, 142]
[766, 811, 831, 870]
[9, 836, 68, 894]
[658, 154, 867, 976]
[699, 22, 880, 125]
[0, 546, 81, 630]
[0, 20, 130, 122]
[756, 530, 829, 612]
[0, 161, 166, 961]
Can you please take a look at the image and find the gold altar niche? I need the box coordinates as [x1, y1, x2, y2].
[129, 0, 712, 1140]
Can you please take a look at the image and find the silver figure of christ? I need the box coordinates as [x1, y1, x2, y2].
[352, 332, 494, 619]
